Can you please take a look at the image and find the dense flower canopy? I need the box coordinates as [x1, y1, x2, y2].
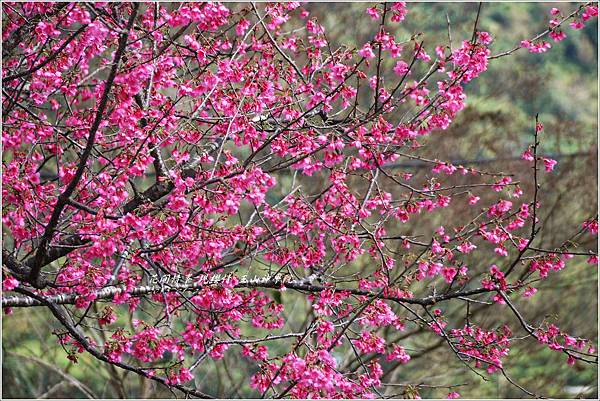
[2, 2, 598, 398]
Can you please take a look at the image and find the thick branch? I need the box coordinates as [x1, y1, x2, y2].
[28, 5, 140, 287]
[15, 287, 214, 398]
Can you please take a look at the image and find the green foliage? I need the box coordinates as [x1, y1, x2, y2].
[2, 3, 597, 398]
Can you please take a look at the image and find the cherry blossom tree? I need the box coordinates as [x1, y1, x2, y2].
[2, 2, 598, 398]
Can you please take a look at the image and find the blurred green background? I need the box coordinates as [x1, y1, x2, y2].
[2, 2, 597, 399]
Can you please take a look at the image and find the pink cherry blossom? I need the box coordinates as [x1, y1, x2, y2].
[366, 7, 380, 20]
[393, 60, 410, 76]
[570, 20, 585, 30]
[543, 157, 558, 172]
[3, 276, 19, 291]
[359, 43, 376, 59]
[1, 2, 596, 398]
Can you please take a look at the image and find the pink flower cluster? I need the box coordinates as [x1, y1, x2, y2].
[1, 2, 597, 397]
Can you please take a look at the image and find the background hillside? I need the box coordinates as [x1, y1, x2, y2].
[2, 2, 597, 398]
